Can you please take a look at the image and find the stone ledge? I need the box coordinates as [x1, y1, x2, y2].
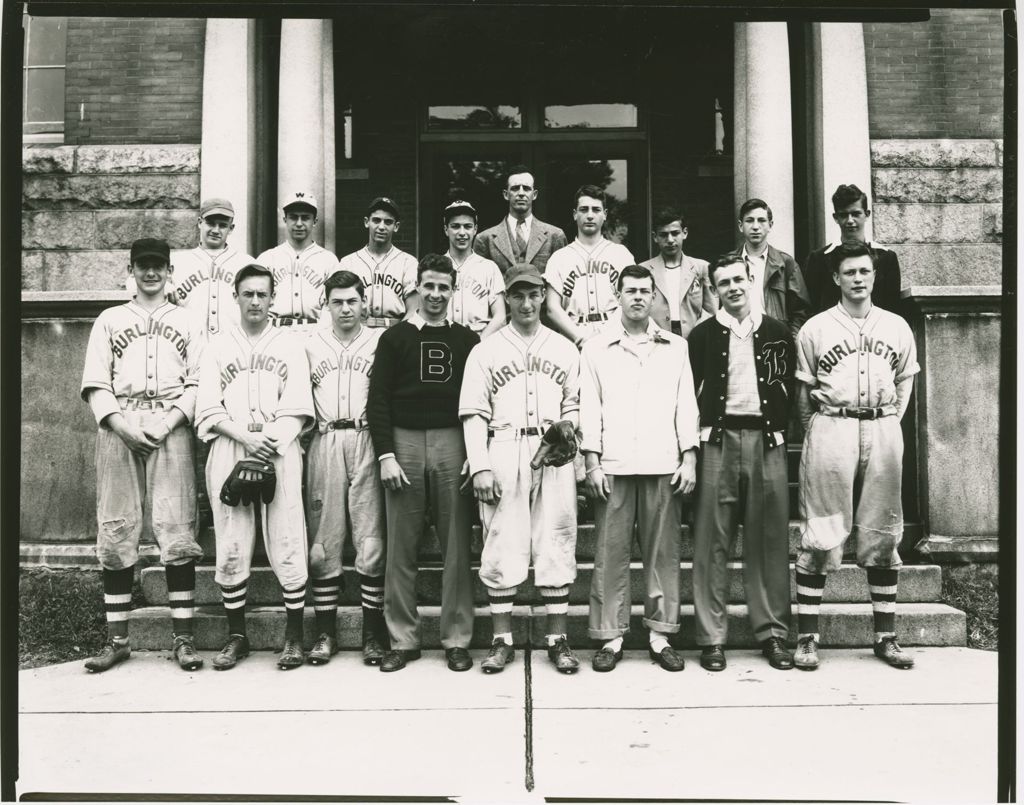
[22, 290, 132, 319]
[873, 168, 1002, 204]
[916, 536, 999, 564]
[901, 284, 1003, 314]
[22, 146, 75, 174]
[74, 144, 200, 174]
[23, 174, 200, 211]
[871, 139, 1001, 168]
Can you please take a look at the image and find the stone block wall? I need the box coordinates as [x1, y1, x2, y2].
[22, 144, 200, 292]
[870, 139, 1002, 288]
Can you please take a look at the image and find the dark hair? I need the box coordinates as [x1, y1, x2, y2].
[234, 263, 275, 294]
[324, 269, 365, 299]
[831, 184, 869, 213]
[417, 253, 457, 283]
[709, 252, 749, 283]
[831, 240, 875, 273]
[574, 184, 606, 207]
[738, 198, 773, 223]
[616, 264, 655, 292]
[652, 206, 687, 231]
[505, 165, 534, 187]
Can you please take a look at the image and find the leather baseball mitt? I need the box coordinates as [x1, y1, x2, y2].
[220, 458, 277, 507]
[530, 420, 579, 469]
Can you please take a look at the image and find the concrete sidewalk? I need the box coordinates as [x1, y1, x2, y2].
[18, 647, 997, 802]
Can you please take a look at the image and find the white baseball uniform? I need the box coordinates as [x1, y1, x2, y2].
[338, 246, 418, 328]
[196, 323, 314, 588]
[170, 245, 255, 347]
[256, 242, 336, 330]
[796, 303, 920, 572]
[544, 238, 634, 336]
[446, 251, 505, 333]
[459, 324, 581, 589]
[81, 301, 203, 570]
[304, 325, 386, 579]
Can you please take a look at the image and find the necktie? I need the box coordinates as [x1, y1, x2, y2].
[515, 220, 527, 259]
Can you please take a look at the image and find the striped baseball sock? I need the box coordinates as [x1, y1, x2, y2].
[102, 566, 135, 641]
[312, 576, 341, 636]
[867, 567, 899, 641]
[219, 579, 248, 636]
[487, 586, 517, 643]
[796, 572, 826, 639]
[360, 574, 385, 624]
[540, 585, 569, 644]
[282, 584, 307, 641]
[165, 560, 197, 637]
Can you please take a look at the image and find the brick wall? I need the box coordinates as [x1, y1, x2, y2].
[64, 17, 205, 145]
[864, 8, 1004, 138]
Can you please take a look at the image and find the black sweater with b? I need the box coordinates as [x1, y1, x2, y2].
[367, 319, 480, 457]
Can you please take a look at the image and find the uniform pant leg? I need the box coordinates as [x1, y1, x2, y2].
[531, 460, 578, 589]
[263, 441, 309, 591]
[693, 436, 739, 646]
[478, 440, 532, 590]
[94, 418, 146, 571]
[384, 427, 427, 651]
[146, 415, 201, 565]
[740, 431, 791, 642]
[588, 475, 636, 640]
[207, 437, 259, 588]
[636, 474, 682, 635]
[349, 429, 386, 578]
[426, 427, 475, 650]
[852, 417, 904, 570]
[304, 432, 346, 580]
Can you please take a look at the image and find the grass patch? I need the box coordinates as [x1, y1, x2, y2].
[19, 568, 146, 670]
[941, 564, 998, 651]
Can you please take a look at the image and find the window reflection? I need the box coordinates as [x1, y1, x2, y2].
[544, 104, 638, 129]
[428, 105, 521, 130]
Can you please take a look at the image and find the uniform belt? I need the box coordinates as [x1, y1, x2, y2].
[320, 418, 366, 433]
[366, 316, 400, 328]
[488, 426, 542, 439]
[720, 415, 764, 430]
[272, 315, 318, 326]
[119, 398, 169, 411]
[577, 311, 609, 323]
[818, 405, 897, 420]
[247, 422, 264, 432]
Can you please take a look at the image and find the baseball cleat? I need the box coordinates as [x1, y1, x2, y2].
[648, 645, 685, 672]
[277, 638, 305, 670]
[212, 634, 250, 670]
[547, 637, 580, 674]
[380, 648, 421, 672]
[761, 636, 794, 670]
[794, 635, 820, 670]
[307, 633, 337, 665]
[445, 647, 473, 672]
[172, 634, 203, 671]
[84, 639, 131, 673]
[481, 640, 515, 673]
[873, 636, 914, 669]
[592, 645, 623, 672]
[700, 645, 727, 671]
[362, 632, 387, 666]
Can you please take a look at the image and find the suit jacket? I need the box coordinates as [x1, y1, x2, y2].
[474, 216, 568, 275]
[803, 241, 903, 318]
[640, 254, 717, 338]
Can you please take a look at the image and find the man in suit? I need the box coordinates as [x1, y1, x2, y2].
[474, 164, 568, 276]
[640, 206, 717, 338]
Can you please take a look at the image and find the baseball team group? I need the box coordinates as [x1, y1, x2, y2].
[79, 164, 919, 677]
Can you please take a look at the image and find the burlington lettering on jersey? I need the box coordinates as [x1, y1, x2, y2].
[561, 258, 621, 299]
[271, 262, 327, 290]
[219, 352, 289, 391]
[175, 262, 236, 302]
[310, 353, 374, 387]
[488, 355, 570, 396]
[111, 320, 189, 359]
[817, 334, 900, 375]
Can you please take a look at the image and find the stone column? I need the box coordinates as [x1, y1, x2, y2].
[808, 22, 873, 247]
[733, 22, 796, 256]
[201, 19, 257, 255]
[277, 19, 335, 251]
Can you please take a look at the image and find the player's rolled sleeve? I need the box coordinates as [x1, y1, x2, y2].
[276, 342, 314, 421]
[674, 351, 700, 455]
[893, 322, 921, 382]
[195, 345, 229, 441]
[795, 326, 819, 387]
[485, 262, 504, 306]
[88, 389, 121, 426]
[560, 351, 581, 417]
[578, 344, 604, 455]
[80, 315, 115, 400]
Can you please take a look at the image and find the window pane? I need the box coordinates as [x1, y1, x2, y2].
[544, 104, 638, 129]
[25, 68, 64, 123]
[545, 157, 635, 253]
[26, 17, 66, 66]
[428, 105, 521, 130]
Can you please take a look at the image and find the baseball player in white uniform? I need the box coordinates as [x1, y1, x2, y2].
[442, 200, 507, 339]
[303, 269, 388, 666]
[460, 263, 582, 674]
[793, 241, 920, 671]
[337, 196, 418, 328]
[196, 263, 314, 671]
[256, 191, 336, 332]
[544, 184, 634, 347]
[80, 238, 204, 673]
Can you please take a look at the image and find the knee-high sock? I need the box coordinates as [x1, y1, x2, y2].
[312, 576, 341, 636]
[796, 572, 826, 638]
[360, 574, 385, 635]
[165, 560, 196, 637]
[219, 579, 248, 636]
[103, 566, 135, 641]
[282, 584, 307, 642]
[487, 586, 517, 643]
[867, 567, 899, 640]
[540, 585, 569, 642]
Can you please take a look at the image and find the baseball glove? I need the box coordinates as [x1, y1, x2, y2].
[220, 458, 277, 507]
[530, 420, 579, 469]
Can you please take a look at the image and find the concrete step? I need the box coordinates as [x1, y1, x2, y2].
[126, 601, 966, 651]
[140, 562, 943, 607]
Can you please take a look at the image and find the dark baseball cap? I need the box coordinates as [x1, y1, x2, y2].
[444, 199, 477, 223]
[130, 238, 170, 263]
[504, 263, 545, 291]
[366, 196, 401, 220]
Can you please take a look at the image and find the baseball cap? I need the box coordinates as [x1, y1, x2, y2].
[366, 196, 401, 220]
[283, 191, 318, 213]
[444, 199, 477, 223]
[504, 263, 545, 291]
[130, 238, 170, 263]
[199, 197, 235, 219]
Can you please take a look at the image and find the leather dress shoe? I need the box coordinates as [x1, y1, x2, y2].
[649, 645, 685, 672]
[592, 645, 623, 672]
[762, 636, 794, 670]
[446, 647, 473, 672]
[700, 645, 727, 671]
[380, 648, 421, 672]
[481, 640, 515, 673]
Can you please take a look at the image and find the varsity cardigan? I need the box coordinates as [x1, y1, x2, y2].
[687, 313, 795, 448]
